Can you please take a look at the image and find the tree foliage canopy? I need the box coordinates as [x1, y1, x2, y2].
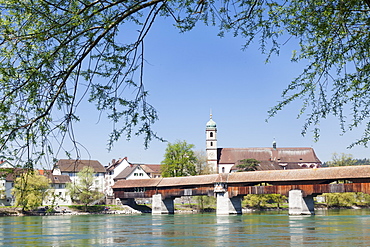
[236, 158, 260, 172]
[67, 166, 104, 210]
[1, 0, 370, 168]
[12, 170, 50, 212]
[325, 153, 356, 167]
[161, 140, 197, 177]
[194, 150, 213, 175]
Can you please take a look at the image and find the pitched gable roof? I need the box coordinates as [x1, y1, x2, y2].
[106, 157, 129, 172]
[114, 164, 140, 180]
[219, 147, 320, 164]
[47, 174, 72, 184]
[56, 159, 106, 173]
[140, 164, 161, 174]
[219, 147, 321, 171]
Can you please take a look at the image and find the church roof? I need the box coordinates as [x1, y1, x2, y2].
[218, 147, 321, 163]
[218, 147, 321, 171]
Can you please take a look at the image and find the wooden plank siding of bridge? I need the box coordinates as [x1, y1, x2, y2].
[112, 166, 370, 199]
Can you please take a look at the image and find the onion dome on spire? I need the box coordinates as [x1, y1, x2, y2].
[206, 113, 217, 128]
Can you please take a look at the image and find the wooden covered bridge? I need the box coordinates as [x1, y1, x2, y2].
[112, 165, 370, 215]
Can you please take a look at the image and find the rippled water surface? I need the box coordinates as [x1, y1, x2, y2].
[1, 209, 370, 246]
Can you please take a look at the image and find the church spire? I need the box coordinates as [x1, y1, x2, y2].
[206, 112, 218, 173]
[206, 110, 216, 128]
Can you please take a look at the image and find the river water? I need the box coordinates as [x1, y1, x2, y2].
[1, 209, 370, 246]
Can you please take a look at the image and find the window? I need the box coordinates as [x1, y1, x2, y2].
[210, 142, 213, 146]
[210, 132, 213, 138]
[222, 167, 225, 173]
[134, 173, 138, 176]
[139, 173, 143, 176]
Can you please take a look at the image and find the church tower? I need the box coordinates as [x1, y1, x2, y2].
[206, 113, 218, 173]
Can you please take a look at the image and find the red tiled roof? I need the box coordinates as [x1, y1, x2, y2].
[106, 157, 129, 172]
[45, 174, 72, 184]
[56, 159, 106, 173]
[219, 147, 321, 167]
[140, 164, 161, 174]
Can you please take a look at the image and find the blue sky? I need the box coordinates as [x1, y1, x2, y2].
[66, 18, 369, 167]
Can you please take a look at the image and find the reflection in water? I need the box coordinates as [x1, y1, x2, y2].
[288, 215, 315, 246]
[0, 209, 370, 246]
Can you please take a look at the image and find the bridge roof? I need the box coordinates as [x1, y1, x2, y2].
[112, 166, 370, 189]
[113, 178, 162, 188]
[157, 174, 219, 187]
[227, 165, 370, 183]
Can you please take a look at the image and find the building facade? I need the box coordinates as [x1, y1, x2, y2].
[205, 115, 322, 173]
[53, 159, 106, 192]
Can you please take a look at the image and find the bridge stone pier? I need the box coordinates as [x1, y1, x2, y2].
[152, 194, 175, 215]
[288, 190, 315, 215]
[216, 192, 242, 215]
[215, 183, 242, 215]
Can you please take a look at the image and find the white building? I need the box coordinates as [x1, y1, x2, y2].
[42, 172, 72, 206]
[105, 157, 161, 197]
[53, 159, 106, 193]
[0, 161, 16, 206]
[113, 164, 151, 181]
[105, 157, 131, 196]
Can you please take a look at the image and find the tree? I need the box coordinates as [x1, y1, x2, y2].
[243, 194, 287, 209]
[194, 150, 213, 175]
[196, 195, 216, 212]
[236, 159, 260, 172]
[1, 1, 370, 169]
[161, 140, 197, 177]
[326, 153, 356, 167]
[354, 158, 370, 166]
[67, 166, 104, 211]
[12, 170, 50, 212]
[322, 192, 370, 207]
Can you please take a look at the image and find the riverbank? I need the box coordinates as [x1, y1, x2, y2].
[1, 203, 368, 217]
[0, 205, 142, 217]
